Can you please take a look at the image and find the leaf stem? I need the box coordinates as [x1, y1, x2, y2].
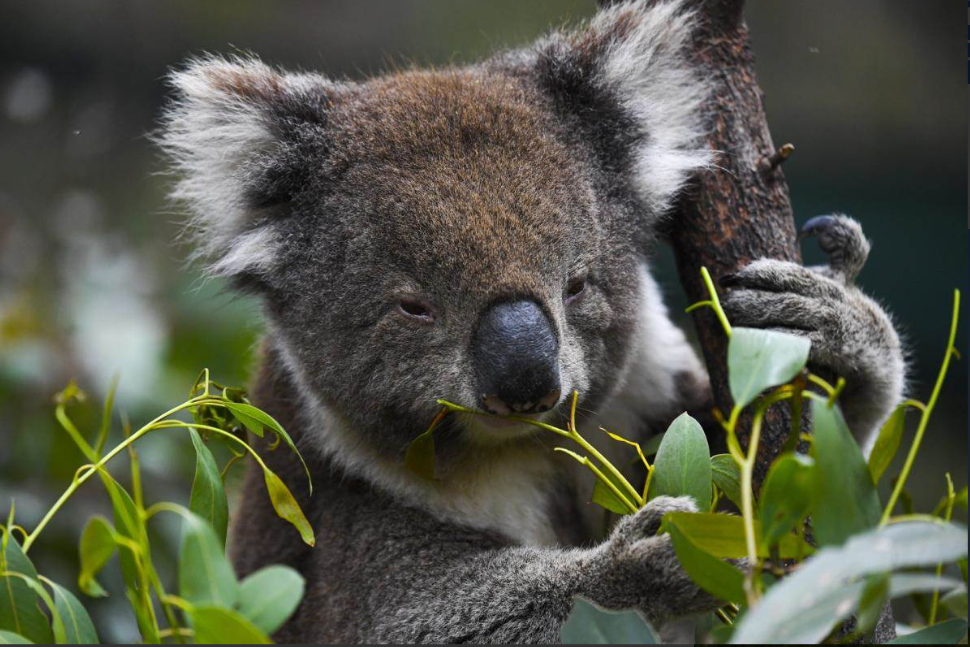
[880, 290, 960, 525]
[24, 395, 220, 552]
[687, 267, 733, 338]
[928, 473, 956, 625]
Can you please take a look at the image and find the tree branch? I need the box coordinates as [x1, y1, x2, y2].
[596, 0, 895, 641]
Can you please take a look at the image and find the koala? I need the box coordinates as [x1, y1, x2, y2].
[159, 0, 905, 642]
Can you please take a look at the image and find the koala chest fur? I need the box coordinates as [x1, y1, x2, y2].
[161, 0, 904, 641]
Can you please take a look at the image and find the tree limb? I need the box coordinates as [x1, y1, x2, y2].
[597, 0, 895, 641]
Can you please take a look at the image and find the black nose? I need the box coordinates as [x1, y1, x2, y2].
[472, 299, 561, 415]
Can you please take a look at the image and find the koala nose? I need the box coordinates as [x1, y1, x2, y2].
[473, 299, 561, 416]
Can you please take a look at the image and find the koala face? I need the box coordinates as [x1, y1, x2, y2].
[160, 2, 710, 458]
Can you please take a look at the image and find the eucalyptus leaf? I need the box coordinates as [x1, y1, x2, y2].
[96, 472, 159, 642]
[759, 453, 815, 549]
[560, 598, 658, 644]
[178, 511, 238, 607]
[46, 580, 98, 644]
[77, 516, 115, 597]
[263, 470, 315, 546]
[711, 454, 742, 509]
[730, 521, 969, 644]
[728, 327, 810, 410]
[810, 399, 881, 547]
[0, 631, 31, 644]
[237, 565, 305, 635]
[405, 430, 435, 481]
[592, 471, 635, 516]
[0, 533, 52, 645]
[888, 619, 968, 644]
[188, 429, 229, 546]
[663, 516, 745, 605]
[868, 405, 907, 484]
[662, 512, 812, 560]
[942, 587, 968, 619]
[225, 402, 312, 493]
[641, 433, 663, 458]
[649, 413, 711, 511]
[189, 605, 272, 644]
[856, 574, 889, 636]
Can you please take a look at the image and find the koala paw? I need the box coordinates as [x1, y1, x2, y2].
[577, 496, 721, 624]
[719, 215, 905, 441]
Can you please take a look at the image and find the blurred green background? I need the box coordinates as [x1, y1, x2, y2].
[0, 1, 965, 641]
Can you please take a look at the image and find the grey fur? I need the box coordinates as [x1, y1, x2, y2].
[721, 215, 905, 442]
[158, 0, 905, 642]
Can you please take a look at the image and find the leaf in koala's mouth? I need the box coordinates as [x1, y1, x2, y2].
[405, 408, 448, 481]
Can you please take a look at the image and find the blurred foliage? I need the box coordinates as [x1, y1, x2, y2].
[0, 1, 964, 641]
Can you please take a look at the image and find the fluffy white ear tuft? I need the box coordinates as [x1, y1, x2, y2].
[541, 0, 713, 218]
[159, 56, 326, 278]
[597, 0, 712, 215]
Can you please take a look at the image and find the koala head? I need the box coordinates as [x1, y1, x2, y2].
[160, 0, 710, 461]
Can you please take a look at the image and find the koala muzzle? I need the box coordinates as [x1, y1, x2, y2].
[472, 299, 561, 416]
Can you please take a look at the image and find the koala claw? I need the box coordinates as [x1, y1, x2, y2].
[798, 213, 870, 283]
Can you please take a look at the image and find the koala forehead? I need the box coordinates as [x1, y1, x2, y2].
[161, 0, 711, 288]
[317, 69, 601, 295]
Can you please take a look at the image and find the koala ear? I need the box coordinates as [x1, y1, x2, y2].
[159, 56, 335, 278]
[534, 0, 711, 219]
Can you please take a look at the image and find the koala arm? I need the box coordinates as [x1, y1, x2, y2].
[294, 494, 716, 643]
[720, 215, 906, 443]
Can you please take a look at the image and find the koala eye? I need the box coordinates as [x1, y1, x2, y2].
[565, 275, 588, 302]
[398, 299, 436, 323]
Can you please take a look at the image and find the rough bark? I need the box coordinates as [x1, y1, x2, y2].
[664, 0, 801, 486]
[598, 0, 895, 642]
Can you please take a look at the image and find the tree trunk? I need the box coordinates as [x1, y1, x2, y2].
[597, 0, 895, 642]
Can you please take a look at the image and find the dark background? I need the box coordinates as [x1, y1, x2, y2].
[0, 2, 965, 641]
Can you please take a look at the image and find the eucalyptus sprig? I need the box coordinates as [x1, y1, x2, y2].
[408, 267, 967, 645]
[1, 370, 314, 644]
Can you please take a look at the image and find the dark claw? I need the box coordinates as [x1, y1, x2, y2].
[798, 214, 837, 241]
[718, 273, 739, 288]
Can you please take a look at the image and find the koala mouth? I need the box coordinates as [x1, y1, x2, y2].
[459, 408, 559, 446]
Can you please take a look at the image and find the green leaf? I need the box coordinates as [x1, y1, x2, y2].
[759, 453, 815, 549]
[188, 429, 230, 546]
[46, 580, 98, 644]
[662, 512, 812, 560]
[663, 516, 745, 605]
[405, 429, 435, 481]
[178, 511, 238, 607]
[237, 565, 305, 635]
[226, 403, 265, 437]
[77, 516, 115, 598]
[868, 405, 906, 484]
[711, 454, 742, 509]
[641, 433, 663, 458]
[730, 521, 969, 644]
[0, 631, 31, 644]
[262, 470, 315, 546]
[856, 574, 889, 636]
[560, 598, 659, 644]
[942, 587, 968, 619]
[225, 402, 312, 492]
[96, 471, 159, 643]
[810, 399, 881, 547]
[189, 605, 272, 644]
[0, 533, 52, 645]
[649, 413, 712, 511]
[592, 470, 635, 516]
[727, 327, 810, 410]
[888, 619, 968, 644]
